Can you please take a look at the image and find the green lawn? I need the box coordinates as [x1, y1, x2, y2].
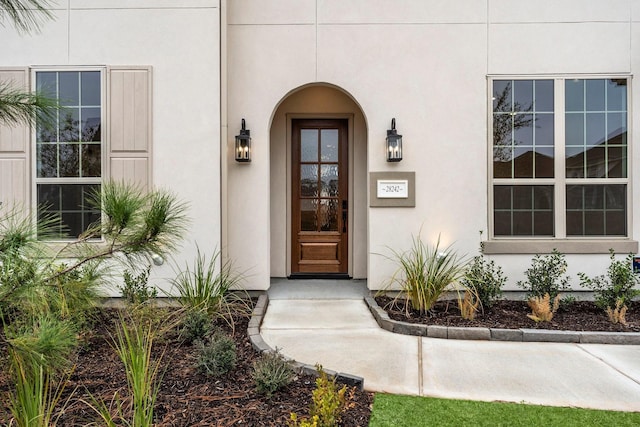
[369, 394, 640, 427]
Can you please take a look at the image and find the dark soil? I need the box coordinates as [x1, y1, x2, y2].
[0, 307, 373, 426]
[376, 296, 640, 332]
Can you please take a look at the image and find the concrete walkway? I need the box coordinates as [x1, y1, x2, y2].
[260, 279, 640, 412]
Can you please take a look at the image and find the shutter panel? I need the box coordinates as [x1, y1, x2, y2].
[108, 67, 152, 191]
[0, 68, 30, 211]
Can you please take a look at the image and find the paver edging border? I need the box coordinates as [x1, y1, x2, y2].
[250, 293, 365, 390]
[364, 295, 640, 345]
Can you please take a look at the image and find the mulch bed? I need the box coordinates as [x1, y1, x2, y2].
[0, 307, 373, 426]
[376, 296, 640, 332]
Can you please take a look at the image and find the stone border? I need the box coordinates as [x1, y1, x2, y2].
[249, 293, 364, 390]
[364, 296, 640, 345]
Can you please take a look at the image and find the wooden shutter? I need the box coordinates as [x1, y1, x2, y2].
[0, 68, 30, 211]
[107, 67, 152, 191]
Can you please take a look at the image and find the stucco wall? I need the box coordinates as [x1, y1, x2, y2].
[227, 0, 640, 290]
[0, 1, 221, 294]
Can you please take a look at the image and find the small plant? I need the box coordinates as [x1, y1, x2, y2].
[119, 266, 156, 305]
[460, 255, 506, 311]
[517, 249, 570, 300]
[195, 331, 237, 377]
[578, 250, 640, 319]
[252, 349, 295, 397]
[7, 348, 73, 427]
[180, 309, 213, 344]
[289, 365, 348, 427]
[6, 315, 78, 375]
[527, 293, 560, 323]
[606, 298, 628, 326]
[170, 246, 251, 329]
[381, 234, 468, 314]
[112, 314, 164, 427]
[459, 291, 479, 320]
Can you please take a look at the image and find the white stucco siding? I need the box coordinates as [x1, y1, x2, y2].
[314, 22, 488, 288]
[317, 0, 487, 24]
[226, 1, 640, 291]
[0, 2, 221, 295]
[488, 23, 630, 75]
[226, 19, 319, 289]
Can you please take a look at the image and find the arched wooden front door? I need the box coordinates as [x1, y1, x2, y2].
[291, 119, 348, 276]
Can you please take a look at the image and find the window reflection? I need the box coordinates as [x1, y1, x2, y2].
[301, 165, 318, 197]
[301, 130, 318, 162]
[320, 129, 338, 161]
[564, 79, 627, 179]
[493, 80, 554, 179]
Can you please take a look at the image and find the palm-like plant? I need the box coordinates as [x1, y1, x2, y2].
[0, 181, 189, 315]
[0, 81, 58, 127]
[0, 0, 54, 33]
[1, 1, 59, 129]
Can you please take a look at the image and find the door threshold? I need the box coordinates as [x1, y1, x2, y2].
[288, 273, 351, 280]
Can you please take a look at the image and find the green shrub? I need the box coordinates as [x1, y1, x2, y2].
[460, 255, 506, 311]
[119, 266, 156, 305]
[180, 309, 213, 344]
[578, 250, 640, 310]
[252, 349, 295, 397]
[6, 316, 76, 427]
[289, 365, 348, 427]
[6, 315, 77, 375]
[195, 332, 236, 377]
[517, 249, 570, 300]
[382, 234, 468, 314]
[170, 246, 250, 329]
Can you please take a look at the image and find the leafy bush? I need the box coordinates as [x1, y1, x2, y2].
[180, 309, 213, 344]
[578, 250, 640, 310]
[517, 249, 570, 300]
[119, 266, 156, 305]
[289, 365, 349, 427]
[252, 349, 295, 397]
[170, 246, 250, 329]
[382, 234, 468, 314]
[195, 332, 237, 377]
[460, 255, 506, 310]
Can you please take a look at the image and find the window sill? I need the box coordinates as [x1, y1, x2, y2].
[42, 240, 108, 258]
[482, 239, 638, 255]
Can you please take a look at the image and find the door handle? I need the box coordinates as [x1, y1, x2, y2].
[342, 200, 347, 233]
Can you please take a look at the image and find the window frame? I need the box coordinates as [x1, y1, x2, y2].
[31, 66, 107, 242]
[485, 74, 636, 254]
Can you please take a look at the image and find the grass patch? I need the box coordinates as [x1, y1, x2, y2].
[369, 394, 640, 427]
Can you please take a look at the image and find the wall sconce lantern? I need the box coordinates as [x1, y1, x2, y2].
[235, 118, 251, 162]
[386, 118, 402, 162]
